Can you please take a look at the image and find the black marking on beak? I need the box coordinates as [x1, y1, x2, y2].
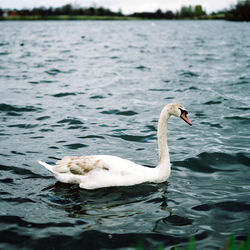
[179, 108, 192, 126]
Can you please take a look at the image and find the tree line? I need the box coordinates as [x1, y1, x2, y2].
[0, 1, 249, 21]
[224, 0, 250, 21]
[132, 5, 206, 19]
[0, 5, 122, 17]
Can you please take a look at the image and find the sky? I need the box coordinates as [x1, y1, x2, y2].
[0, 0, 238, 14]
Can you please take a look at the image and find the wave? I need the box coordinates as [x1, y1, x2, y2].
[11, 151, 25, 155]
[175, 86, 199, 92]
[174, 152, 250, 173]
[39, 80, 58, 84]
[90, 95, 105, 99]
[179, 70, 199, 78]
[39, 128, 54, 132]
[192, 201, 250, 212]
[45, 68, 76, 76]
[45, 195, 74, 205]
[45, 68, 61, 76]
[36, 116, 50, 121]
[135, 65, 151, 71]
[0, 42, 9, 47]
[8, 124, 38, 129]
[0, 164, 48, 178]
[0, 226, 207, 250]
[0, 178, 14, 184]
[52, 92, 85, 98]
[0, 215, 79, 229]
[1, 197, 35, 203]
[0, 104, 42, 113]
[230, 106, 250, 111]
[149, 88, 171, 92]
[0, 51, 9, 56]
[77, 135, 105, 139]
[56, 117, 87, 130]
[110, 133, 155, 143]
[52, 92, 77, 97]
[200, 121, 222, 128]
[101, 109, 138, 116]
[57, 118, 84, 125]
[203, 100, 222, 105]
[64, 143, 88, 149]
[224, 116, 250, 121]
[163, 215, 193, 226]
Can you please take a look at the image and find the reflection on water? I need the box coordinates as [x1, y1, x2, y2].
[0, 20, 250, 249]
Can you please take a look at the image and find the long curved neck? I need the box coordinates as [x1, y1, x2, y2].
[157, 106, 171, 169]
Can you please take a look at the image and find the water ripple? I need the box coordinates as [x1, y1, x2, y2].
[192, 201, 250, 212]
[0, 104, 42, 113]
[111, 133, 155, 143]
[101, 109, 138, 116]
[1, 20, 249, 250]
[64, 143, 88, 149]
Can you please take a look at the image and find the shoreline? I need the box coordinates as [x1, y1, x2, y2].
[0, 14, 227, 21]
[0, 15, 140, 21]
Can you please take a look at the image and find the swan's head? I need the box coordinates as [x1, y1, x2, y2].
[168, 103, 192, 126]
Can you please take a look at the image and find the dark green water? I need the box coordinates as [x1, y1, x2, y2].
[0, 20, 249, 249]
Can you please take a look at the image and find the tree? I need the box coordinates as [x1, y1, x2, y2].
[194, 5, 206, 17]
[155, 9, 163, 18]
[235, 0, 250, 20]
[226, 0, 250, 21]
[180, 5, 194, 18]
[61, 4, 73, 15]
[165, 10, 174, 19]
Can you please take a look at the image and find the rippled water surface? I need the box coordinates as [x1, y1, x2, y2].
[0, 20, 250, 249]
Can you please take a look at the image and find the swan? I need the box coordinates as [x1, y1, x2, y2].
[38, 103, 192, 189]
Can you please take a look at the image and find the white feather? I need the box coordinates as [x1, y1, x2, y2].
[38, 103, 192, 189]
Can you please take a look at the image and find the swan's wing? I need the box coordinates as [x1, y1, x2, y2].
[53, 156, 109, 175]
[41, 155, 158, 189]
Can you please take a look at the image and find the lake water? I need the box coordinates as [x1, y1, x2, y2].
[0, 20, 250, 249]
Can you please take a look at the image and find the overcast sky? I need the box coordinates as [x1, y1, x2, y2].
[0, 0, 238, 14]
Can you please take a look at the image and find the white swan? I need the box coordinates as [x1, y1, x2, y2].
[38, 103, 192, 189]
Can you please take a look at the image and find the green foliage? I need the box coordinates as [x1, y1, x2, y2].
[228, 235, 237, 250]
[179, 5, 206, 18]
[0, 15, 138, 21]
[173, 235, 195, 250]
[226, 234, 250, 250]
[194, 5, 205, 17]
[135, 234, 250, 250]
[0, 3, 207, 21]
[1, 1, 250, 21]
[1, 4, 123, 18]
[225, 0, 250, 21]
[188, 236, 195, 250]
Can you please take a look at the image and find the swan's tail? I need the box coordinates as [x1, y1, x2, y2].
[38, 160, 56, 174]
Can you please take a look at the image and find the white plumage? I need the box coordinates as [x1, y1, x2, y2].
[38, 103, 192, 189]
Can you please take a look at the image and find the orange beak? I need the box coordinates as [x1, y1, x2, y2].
[181, 111, 192, 126]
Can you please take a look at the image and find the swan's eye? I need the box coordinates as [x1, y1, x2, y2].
[179, 108, 188, 115]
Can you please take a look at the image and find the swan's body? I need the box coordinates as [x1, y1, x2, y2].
[38, 103, 192, 189]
